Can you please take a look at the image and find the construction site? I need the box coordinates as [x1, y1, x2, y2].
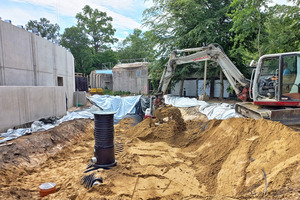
[1, 103, 300, 199]
[1, 9, 300, 200]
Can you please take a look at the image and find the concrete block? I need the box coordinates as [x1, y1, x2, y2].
[37, 72, 55, 86]
[0, 86, 21, 131]
[73, 91, 86, 106]
[0, 86, 67, 132]
[113, 63, 148, 94]
[67, 77, 74, 107]
[28, 86, 55, 120]
[0, 22, 4, 85]
[55, 46, 67, 76]
[34, 35, 55, 74]
[66, 52, 75, 77]
[4, 68, 34, 86]
[1, 21, 33, 71]
[55, 86, 67, 117]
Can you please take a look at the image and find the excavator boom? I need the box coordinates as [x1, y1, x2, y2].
[157, 44, 250, 101]
[157, 43, 300, 125]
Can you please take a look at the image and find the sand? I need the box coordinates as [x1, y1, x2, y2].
[0, 107, 300, 199]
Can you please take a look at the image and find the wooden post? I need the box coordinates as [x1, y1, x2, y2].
[196, 78, 199, 97]
[203, 61, 207, 97]
[219, 69, 224, 100]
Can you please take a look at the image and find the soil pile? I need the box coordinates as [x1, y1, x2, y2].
[0, 106, 300, 199]
[122, 107, 300, 198]
[126, 106, 187, 147]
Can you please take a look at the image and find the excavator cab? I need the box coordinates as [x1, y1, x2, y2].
[253, 53, 300, 106]
[237, 52, 300, 125]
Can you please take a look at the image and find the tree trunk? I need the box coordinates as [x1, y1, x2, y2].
[219, 69, 224, 100]
[257, 7, 261, 58]
[179, 77, 184, 97]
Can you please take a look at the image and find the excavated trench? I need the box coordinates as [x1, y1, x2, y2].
[0, 107, 300, 199]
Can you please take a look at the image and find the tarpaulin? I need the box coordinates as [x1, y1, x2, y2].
[0, 95, 142, 144]
[88, 95, 142, 123]
[164, 95, 241, 120]
[0, 106, 98, 144]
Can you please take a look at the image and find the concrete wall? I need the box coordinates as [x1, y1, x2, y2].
[171, 79, 230, 98]
[113, 62, 148, 94]
[0, 86, 66, 132]
[0, 20, 75, 107]
[90, 71, 113, 90]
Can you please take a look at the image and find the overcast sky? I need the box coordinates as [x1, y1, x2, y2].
[0, 0, 294, 41]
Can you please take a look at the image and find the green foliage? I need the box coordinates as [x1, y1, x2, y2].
[288, 0, 300, 6]
[26, 18, 60, 40]
[113, 91, 131, 96]
[102, 89, 114, 95]
[117, 29, 156, 61]
[101, 89, 131, 96]
[143, 0, 236, 89]
[60, 5, 119, 74]
[94, 50, 118, 69]
[229, 0, 269, 60]
[262, 5, 300, 53]
[60, 26, 93, 74]
[148, 57, 169, 90]
[76, 5, 118, 53]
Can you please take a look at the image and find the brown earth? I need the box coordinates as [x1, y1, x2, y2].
[0, 107, 300, 199]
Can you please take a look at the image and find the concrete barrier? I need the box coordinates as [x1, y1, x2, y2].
[0, 86, 66, 132]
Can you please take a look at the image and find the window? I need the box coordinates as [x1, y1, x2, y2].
[257, 57, 279, 99]
[57, 77, 63, 86]
[281, 55, 300, 100]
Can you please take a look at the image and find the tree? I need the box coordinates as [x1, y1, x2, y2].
[117, 29, 156, 61]
[143, 0, 235, 92]
[26, 18, 60, 41]
[94, 49, 118, 69]
[60, 26, 93, 74]
[288, 0, 300, 6]
[262, 5, 300, 53]
[229, 0, 269, 59]
[76, 5, 118, 53]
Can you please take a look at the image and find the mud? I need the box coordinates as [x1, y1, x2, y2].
[1, 107, 300, 199]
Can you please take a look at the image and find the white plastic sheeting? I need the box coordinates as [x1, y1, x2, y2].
[0, 95, 142, 144]
[164, 95, 204, 107]
[164, 95, 241, 120]
[88, 95, 142, 123]
[0, 106, 99, 144]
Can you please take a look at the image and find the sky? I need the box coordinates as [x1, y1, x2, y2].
[0, 0, 294, 41]
[0, 0, 153, 41]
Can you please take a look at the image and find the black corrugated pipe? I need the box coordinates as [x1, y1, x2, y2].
[85, 111, 117, 173]
[94, 111, 116, 165]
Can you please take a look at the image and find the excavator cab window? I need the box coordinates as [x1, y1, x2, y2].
[257, 57, 279, 99]
[281, 55, 300, 100]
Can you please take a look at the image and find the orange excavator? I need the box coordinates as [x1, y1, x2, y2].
[157, 43, 300, 125]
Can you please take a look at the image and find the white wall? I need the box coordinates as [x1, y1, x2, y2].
[171, 79, 230, 98]
[0, 86, 66, 132]
[0, 20, 75, 107]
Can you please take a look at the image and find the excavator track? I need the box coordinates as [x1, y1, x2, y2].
[235, 102, 300, 125]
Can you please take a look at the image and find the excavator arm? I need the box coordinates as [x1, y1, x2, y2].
[157, 44, 250, 101]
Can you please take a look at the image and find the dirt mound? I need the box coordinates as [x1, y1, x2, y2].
[125, 107, 187, 147]
[1, 106, 300, 199]
[121, 107, 300, 198]
[180, 118, 300, 198]
[0, 119, 93, 169]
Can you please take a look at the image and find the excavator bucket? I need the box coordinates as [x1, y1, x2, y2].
[235, 102, 300, 125]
